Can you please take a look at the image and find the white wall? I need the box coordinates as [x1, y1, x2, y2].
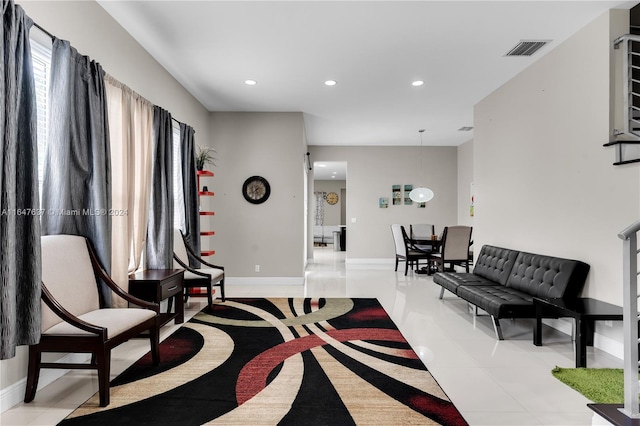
[474, 9, 636, 354]
[457, 139, 474, 227]
[309, 146, 458, 261]
[207, 112, 306, 281]
[1, 0, 211, 405]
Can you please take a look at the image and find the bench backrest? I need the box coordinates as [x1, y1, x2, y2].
[473, 245, 520, 286]
[41, 235, 101, 332]
[506, 251, 590, 299]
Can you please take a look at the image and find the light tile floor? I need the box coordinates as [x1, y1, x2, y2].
[1, 246, 621, 425]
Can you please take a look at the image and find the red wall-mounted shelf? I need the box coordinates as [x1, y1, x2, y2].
[198, 170, 215, 257]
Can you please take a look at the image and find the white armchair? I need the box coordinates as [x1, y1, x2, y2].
[24, 235, 160, 407]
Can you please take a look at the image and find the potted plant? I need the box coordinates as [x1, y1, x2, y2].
[196, 144, 217, 171]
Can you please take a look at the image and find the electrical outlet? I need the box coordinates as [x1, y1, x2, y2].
[605, 320, 613, 327]
[255, 264, 260, 272]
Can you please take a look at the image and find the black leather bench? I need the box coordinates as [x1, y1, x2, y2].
[433, 245, 590, 339]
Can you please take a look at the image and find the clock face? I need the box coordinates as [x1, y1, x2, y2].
[242, 176, 271, 204]
[326, 192, 339, 205]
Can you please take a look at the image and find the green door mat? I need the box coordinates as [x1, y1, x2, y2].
[552, 366, 639, 404]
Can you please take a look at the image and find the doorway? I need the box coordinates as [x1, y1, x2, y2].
[312, 161, 347, 257]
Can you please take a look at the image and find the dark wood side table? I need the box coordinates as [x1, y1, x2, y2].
[533, 297, 623, 368]
[129, 269, 185, 327]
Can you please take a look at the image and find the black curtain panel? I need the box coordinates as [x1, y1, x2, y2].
[145, 106, 174, 269]
[179, 123, 201, 267]
[0, 0, 42, 359]
[41, 38, 112, 305]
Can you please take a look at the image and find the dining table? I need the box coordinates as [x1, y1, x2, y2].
[410, 238, 441, 275]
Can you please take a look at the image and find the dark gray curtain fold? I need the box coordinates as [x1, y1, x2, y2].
[0, 1, 41, 359]
[179, 123, 201, 268]
[41, 38, 111, 305]
[145, 107, 173, 269]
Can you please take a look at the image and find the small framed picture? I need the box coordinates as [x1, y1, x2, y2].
[392, 185, 401, 205]
[404, 184, 413, 205]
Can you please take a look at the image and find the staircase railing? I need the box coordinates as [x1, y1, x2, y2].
[607, 35, 640, 165]
[618, 219, 640, 418]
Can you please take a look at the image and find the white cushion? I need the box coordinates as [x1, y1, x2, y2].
[184, 268, 224, 282]
[43, 308, 156, 339]
[41, 235, 101, 331]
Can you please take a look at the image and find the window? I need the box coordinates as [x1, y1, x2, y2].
[30, 30, 52, 201]
[172, 125, 185, 231]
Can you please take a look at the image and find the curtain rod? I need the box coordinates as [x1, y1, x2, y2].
[172, 117, 189, 128]
[32, 22, 54, 40]
[30, 18, 193, 132]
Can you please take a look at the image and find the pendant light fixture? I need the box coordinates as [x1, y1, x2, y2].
[409, 129, 435, 203]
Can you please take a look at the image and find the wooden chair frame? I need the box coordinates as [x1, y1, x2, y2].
[24, 238, 160, 407]
[173, 231, 225, 304]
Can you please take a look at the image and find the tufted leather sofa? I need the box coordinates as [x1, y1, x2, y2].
[433, 245, 590, 339]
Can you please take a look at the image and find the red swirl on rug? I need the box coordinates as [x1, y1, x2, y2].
[236, 327, 414, 404]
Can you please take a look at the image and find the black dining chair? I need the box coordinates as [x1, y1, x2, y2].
[428, 226, 473, 273]
[391, 224, 433, 275]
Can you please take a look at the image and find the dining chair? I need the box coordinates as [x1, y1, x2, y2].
[173, 228, 225, 305]
[391, 224, 432, 275]
[410, 223, 436, 252]
[429, 226, 473, 273]
[25, 235, 160, 407]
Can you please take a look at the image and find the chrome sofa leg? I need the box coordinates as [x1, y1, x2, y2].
[438, 287, 445, 299]
[491, 316, 504, 340]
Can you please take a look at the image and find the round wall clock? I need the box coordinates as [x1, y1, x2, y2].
[242, 176, 271, 204]
[326, 192, 339, 205]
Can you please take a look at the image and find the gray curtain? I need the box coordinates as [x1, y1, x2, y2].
[0, 1, 41, 360]
[179, 123, 201, 268]
[145, 107, 173, 269]
[41, 38, 111, 305]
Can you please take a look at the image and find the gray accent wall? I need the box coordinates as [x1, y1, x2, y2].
[208, 112, 307, 281]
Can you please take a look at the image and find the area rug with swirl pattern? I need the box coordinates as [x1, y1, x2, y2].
[60, 298, 467, 425]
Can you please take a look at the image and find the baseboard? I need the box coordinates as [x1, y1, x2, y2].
[542, 318, 624, 361]
[345, 258, 393, 265]
[0, 353, 90, 413]
[593, 330, 624, 360]
[226, 277, 304, 286]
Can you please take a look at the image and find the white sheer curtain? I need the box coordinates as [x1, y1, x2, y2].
[105, 74, 153, 305]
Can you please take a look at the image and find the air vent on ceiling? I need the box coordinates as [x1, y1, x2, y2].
[504, 40, 549, 57]
[458, 126, 474, 131]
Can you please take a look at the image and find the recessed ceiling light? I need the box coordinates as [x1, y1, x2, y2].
[325, 80, 337, 86]
[245, 80, 257, 86]
[412, 80, 424, 87]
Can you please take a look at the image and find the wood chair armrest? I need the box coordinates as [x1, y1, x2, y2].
[182, 241, 225, 271]
[41, 284, 106, 338]
[85, 240, 160, 312]
[173, 253, 213, 278]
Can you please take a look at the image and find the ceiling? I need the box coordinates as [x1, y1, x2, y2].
[98, 0, 634, 149]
